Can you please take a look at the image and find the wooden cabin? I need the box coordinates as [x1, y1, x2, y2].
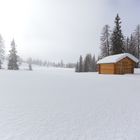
[97, 53, 139, 74]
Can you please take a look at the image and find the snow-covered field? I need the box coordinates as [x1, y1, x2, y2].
[0, 67, 140, 140]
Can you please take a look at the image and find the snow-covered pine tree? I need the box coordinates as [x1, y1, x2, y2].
[8, 39, 19, 70]
[110, 14, 124, 55]
[0, 35, 5, 69]
[100, 25, 110, 58]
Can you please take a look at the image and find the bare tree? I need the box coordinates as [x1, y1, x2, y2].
[100, 25, 110, 58]
[124, 36, 129, 53]
[134, 25, 140, 59]
[0, 34, 5, 69]
[128, 34, 137, 57]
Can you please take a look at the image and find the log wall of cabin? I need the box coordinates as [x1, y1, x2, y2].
[115, 57, 135, 74]
[99, 63, 115, 74]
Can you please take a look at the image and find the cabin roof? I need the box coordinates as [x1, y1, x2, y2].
[97, 53, 139, 64]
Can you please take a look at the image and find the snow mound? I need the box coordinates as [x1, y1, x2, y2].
[97, 53, 139, 64]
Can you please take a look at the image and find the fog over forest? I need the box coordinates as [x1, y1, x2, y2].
[0, 0, 140, 62]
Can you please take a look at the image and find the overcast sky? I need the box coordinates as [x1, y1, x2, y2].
[0, 0, 140, 62]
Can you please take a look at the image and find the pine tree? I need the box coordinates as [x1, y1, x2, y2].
[91, 55, 96, 72]
[79, 55, 83, 72]
[60, 60, 64, 67]
[75, 62, 79, 72]
[110, 14, 124, 54]
[29, 63, 32, 71]
[0, 35, 5, 69]
[100, 25, 110, 58]
[27, 57, 32, 71]
[84, 54, 92, 72]
[8, 39, 19, 70]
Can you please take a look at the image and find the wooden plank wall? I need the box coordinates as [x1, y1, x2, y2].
[99, 64, 115, 74]
[115, 57, 135, 74]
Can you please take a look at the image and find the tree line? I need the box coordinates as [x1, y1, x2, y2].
[0, 36, 20, 70]
[0, 35, 75, 70]
[75, 54, 97, 72]
[27, 59, 76, 68]
[0, 36, 33, 71]
[100, 14, 140, 59]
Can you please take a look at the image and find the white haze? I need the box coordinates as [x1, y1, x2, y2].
[0, 0, 140, 62]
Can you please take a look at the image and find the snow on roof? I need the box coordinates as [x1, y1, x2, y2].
[97, 53, 139, 64]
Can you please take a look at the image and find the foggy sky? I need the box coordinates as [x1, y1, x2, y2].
[0, 0, 140, 62]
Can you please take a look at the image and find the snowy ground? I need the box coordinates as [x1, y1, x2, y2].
[0, 67, 140, 140]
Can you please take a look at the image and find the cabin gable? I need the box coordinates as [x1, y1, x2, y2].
[115, 57, 135, 74]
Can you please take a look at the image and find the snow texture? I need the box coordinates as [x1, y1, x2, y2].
[97, 53, 139, 64]
[0, 67, 140, 140]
